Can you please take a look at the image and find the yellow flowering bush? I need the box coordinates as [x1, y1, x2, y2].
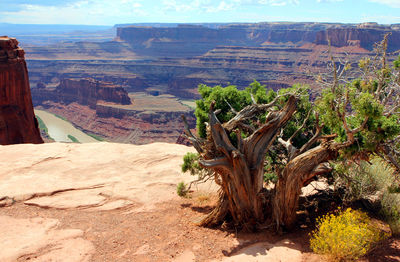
[310, 208, 387, 261]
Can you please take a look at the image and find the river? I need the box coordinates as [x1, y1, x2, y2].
[34, 109, 98, 143]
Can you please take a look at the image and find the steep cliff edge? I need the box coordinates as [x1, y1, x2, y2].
[58, 78, 132, 108]
[315, 26, 400, 51]
[117, 23, 400, 55]
[33, 78, 131, 109]
[116, 23, 322, 57]
[0, 36, 43, 145]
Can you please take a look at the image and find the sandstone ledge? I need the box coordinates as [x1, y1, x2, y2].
[0, 142, 197, 210]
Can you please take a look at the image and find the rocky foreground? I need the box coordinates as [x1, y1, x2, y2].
[0, 142, 328, 262]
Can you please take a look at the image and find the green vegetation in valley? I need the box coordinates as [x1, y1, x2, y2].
[36, 115, 54, 140]
[87, 133, 105, 141]
[67, 135, 80, 143]
[36, 115, 48, 134]
[180, 99, 196, 110]
[53, 113, 68, 121]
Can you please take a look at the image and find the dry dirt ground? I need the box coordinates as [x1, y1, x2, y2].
[0, 142, 398, 262]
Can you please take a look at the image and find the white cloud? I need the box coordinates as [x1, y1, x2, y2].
[162, 0, 236, 13]
[368, 0, 400, 8]
[161, 0, 299, 13]
[316, 0, 343, 2]
[205, 1, 236, 12]
[0, 0, 146, 25]
[258, 0, 299, 5]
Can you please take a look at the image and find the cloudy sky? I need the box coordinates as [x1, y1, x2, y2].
[0, 0, 399, 25]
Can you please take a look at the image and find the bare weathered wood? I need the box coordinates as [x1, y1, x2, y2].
[272, 141, 338, 230]
[181, 114, 204, 153]
[196, 96, 298, 229]
[245, 96, 297, 169]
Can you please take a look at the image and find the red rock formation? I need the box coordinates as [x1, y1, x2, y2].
[315, 28, 400, 51]
[58, 78, 131, 108]
[116, 23, 321, 57]
[0, 36, 43, 145]
[33, 78, 131, 109]
[117, 23, 400, 57]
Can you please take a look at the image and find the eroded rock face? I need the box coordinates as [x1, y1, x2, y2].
[0, 36, 43, 145]
[117, 23, 400, 55]
[315, 27, 400, 51]
[59, 78, 132, 108]
[33, 78, 131, 109]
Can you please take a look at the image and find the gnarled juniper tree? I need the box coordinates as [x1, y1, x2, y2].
[182, 36, 400, 231]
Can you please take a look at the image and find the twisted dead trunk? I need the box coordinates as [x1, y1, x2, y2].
[197, 96, 297, 229]
[272, 141, 337, 230]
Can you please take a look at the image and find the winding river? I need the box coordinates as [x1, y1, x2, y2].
[34, 109, 98, 143]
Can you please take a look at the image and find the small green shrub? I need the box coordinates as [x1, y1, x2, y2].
[176, 182, 188, 197]
[334, 158, 395, 201]
[182, 152, 202, 175]
[334, 158, 400, 234]
[310, 208, 387, 261]
[381, 191, 400, 235]
[181, 152, 214, 189]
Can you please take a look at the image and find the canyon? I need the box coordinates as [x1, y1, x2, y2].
[0, 36, 43, 145]
[24, 22, 400, 144]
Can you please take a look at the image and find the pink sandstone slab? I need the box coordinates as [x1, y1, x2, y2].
[0, 142, 197, 211]
[0, 215, 94, 262]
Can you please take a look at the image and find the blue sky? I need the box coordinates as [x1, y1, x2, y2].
[0, 0, 399, 25]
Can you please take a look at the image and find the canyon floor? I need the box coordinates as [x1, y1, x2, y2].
[0, 142, 398, 262]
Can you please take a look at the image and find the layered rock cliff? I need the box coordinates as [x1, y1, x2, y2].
[58, 78, 132, 108]
[0, 36, 43, 145]
[117, 22, 400, 56]
[315, 25, 400, 51]
[116, 23, 323, 57]
[33, 78, 131, 109]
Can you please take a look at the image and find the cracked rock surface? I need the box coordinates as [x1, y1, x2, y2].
[0, 142, 199, 261]
[0, 142, 196, 210]
[0, 142, 332, 262]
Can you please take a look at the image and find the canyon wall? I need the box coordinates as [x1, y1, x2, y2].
[0, 37, 43, 145]
[58, 78, 131, 108]
[116, 23, 324, 57]
[117, 22, 400, 55]
[33, 78, 131, 109]
[315, 25, 400, 51]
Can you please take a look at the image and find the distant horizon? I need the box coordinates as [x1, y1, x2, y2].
[1, 21, 399, 27]
[0, 0, 399, 26]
